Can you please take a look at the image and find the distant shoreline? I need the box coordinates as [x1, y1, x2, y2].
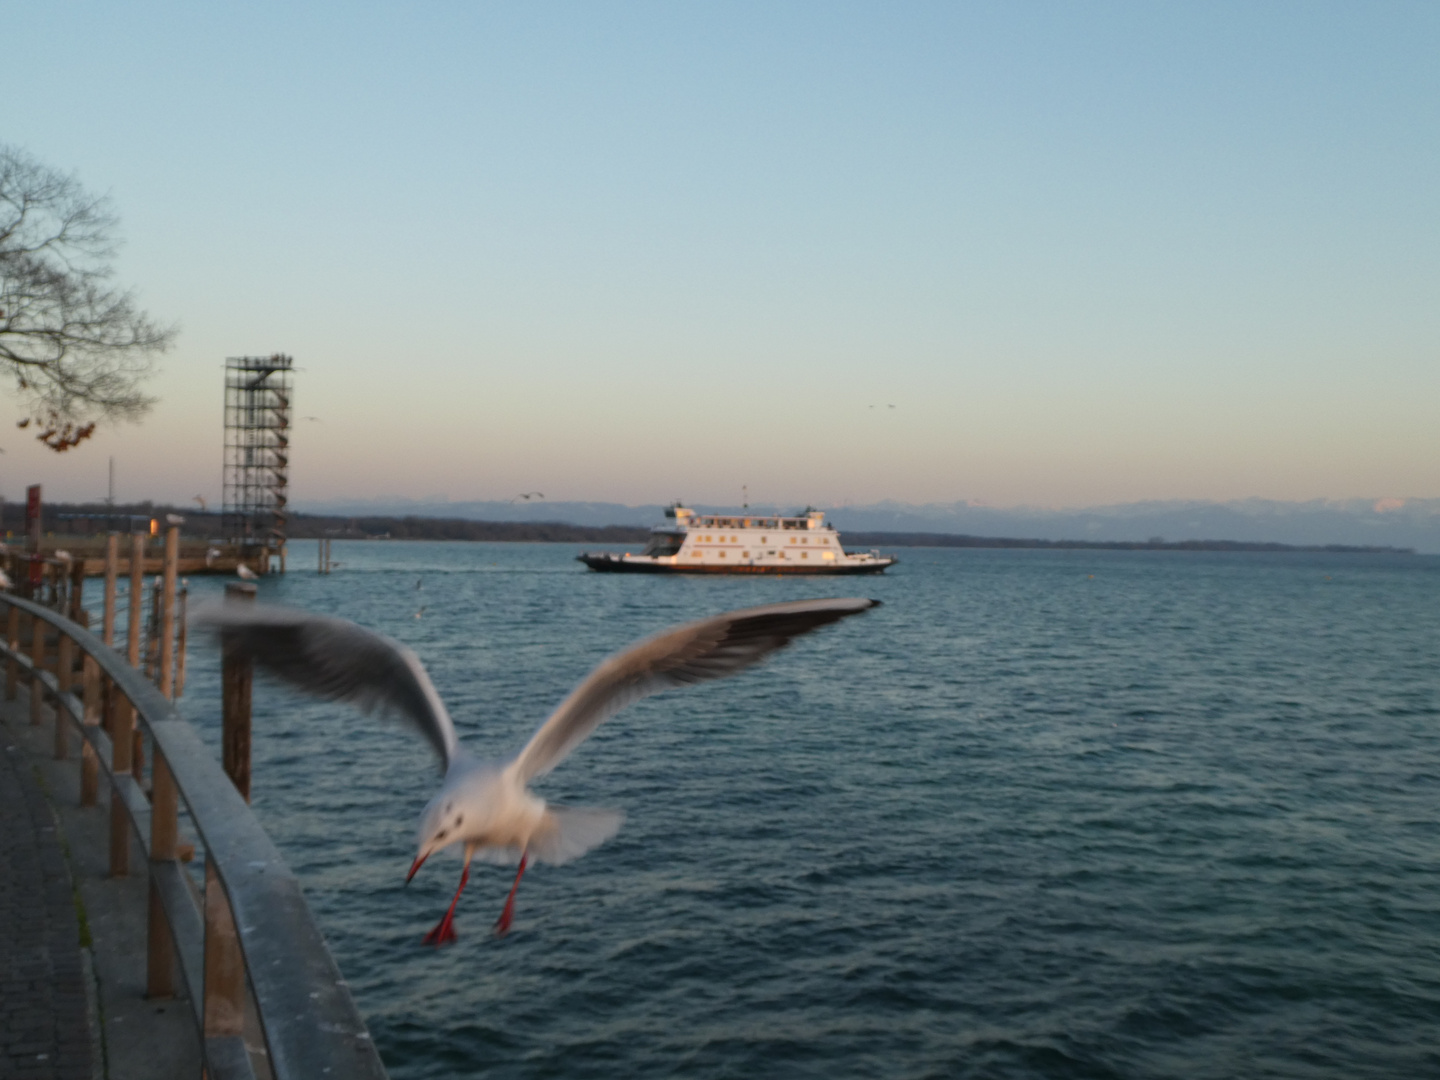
[2, 501, 1415, 555]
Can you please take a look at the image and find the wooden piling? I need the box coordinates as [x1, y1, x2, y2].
[102, 533, 118, 646]
[159, 526, 178, 698]
[221, 582, 257, 802]
[173, 584, 189, 700]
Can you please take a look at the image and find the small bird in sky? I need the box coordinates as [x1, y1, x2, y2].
[511, 492, 545, 502]
[194, 495, 208, 512]
[197, 597, 880, 944]
[301, 416, 323, 422]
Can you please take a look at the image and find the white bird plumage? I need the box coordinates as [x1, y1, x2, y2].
[196, 596, 880, 943]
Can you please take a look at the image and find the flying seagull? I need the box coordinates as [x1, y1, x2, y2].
[196, 596, 880, 943]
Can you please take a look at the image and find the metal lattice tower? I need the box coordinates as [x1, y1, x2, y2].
[222, 354, 292, 560]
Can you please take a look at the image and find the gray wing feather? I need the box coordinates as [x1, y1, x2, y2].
[192, 602, 459, 768]
[508, 597, 879, 782]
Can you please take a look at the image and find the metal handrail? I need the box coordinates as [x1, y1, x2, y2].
[1, 593, 388, 1080]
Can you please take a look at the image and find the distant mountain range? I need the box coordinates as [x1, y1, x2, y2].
[298, 496, 1440, 554]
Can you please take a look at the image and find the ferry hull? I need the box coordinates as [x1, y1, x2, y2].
[577, 554, 894, 575]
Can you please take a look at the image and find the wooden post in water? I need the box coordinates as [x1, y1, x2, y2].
[80, 655, 100, 806]
[127, 534, 144, 667]
[203, 861, 245, 1042]
[5, 605, 17, 700]
[30, 612, 46, 726]
[159, 527, 178, 698]
[54, 634, 72, 759]
[222, 582, 256, 801]
[173, 583, 189, 700]
[102, 533, 118, 646]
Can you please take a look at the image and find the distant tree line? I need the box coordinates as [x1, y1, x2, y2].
[0, 501, 1413, 554]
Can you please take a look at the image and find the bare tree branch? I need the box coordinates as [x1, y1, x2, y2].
[0, 144, 175, 449]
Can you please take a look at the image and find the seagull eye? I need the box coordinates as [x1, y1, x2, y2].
[435, 829, 448, 841]
[454, 815, 463, 826]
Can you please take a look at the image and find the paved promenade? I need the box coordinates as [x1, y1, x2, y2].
[0, 726, 94, 1080]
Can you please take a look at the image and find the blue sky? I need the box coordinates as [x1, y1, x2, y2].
[4, 2, 1437, 510]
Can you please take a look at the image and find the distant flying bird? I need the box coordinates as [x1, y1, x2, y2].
[301, 416, 323, 422]
[237, 564, 259, 580]
[196, 597, 880, 944]
[194, 496, 208, 512]
[511, 492, 545, 502]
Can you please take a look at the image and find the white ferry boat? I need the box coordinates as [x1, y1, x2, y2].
[578, 506, 896, 575]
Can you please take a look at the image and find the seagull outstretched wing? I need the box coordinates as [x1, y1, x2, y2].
[194, 602, 459, 768]
[508, 597, 880, 783]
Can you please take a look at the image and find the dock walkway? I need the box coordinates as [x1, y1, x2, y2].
[0, 713, 94, 1080]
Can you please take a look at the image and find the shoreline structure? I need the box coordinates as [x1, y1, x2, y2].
[0, 500, 1415, 556]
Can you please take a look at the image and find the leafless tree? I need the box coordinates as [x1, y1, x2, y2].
[0, 144, 175, 451]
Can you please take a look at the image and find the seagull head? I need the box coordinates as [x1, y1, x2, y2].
[407, 790, 471, 882]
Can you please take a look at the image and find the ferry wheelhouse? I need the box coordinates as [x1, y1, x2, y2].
[578, 506, 896, 575]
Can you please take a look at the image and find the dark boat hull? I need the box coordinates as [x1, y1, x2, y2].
[577, 553, 894, 575]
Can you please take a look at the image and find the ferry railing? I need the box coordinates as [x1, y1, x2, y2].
[0, 589, 389, 1080]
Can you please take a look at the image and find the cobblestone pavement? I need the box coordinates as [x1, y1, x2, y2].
[0, 734, 95, 1080]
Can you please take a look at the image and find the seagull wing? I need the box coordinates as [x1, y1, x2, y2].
[508, 597, 880, 783]
[193, 602, 459, 768]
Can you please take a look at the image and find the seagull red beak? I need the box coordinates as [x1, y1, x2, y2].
[406, 853, 428, 884]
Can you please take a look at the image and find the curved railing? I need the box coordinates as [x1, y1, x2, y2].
[0, 592, 388, 1080]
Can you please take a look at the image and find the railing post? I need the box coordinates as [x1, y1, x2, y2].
[160, 527, 178, 696]
[203, 862, 245, 1041]
[80, 654, 100, 806]
[109, 677, 133, 876]
[5, 605, 17, 700]
[147, 750, 178, 998]
[102, 533, 118, 646]
[54, 633, 73, 759]
[30, 612, 46, 726]
[222, 583, 257, 802]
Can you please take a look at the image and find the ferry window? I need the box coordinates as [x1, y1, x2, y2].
[718, 550, 726, 558]
[801, 552, 808, 558]
[641, 534, 684, 557]
[760, 536, 767, 543]
[801, 537, 808, 544]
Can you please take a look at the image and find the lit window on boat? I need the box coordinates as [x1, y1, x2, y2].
[801, 552, 808, 558]
[718, 551, 726, 558]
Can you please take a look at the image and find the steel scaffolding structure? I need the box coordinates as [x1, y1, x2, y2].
[222, 354, 292, 564]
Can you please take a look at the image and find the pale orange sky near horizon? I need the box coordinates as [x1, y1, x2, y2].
[3, 3, 1438, 511]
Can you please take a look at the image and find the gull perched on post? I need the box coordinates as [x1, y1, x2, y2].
[196, 596, 880, 943]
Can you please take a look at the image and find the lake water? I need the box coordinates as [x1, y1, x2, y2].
[161, 542, 1440, 1079]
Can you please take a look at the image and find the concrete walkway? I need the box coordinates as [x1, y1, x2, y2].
[0, 718, 95, 1080]
[1, 692, 200, 1080]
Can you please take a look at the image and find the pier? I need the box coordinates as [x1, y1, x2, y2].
[0, 527, 386, 1079]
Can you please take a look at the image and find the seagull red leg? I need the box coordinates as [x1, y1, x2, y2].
[423, 862, 471, 946]
[493, 852, 529, 937]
